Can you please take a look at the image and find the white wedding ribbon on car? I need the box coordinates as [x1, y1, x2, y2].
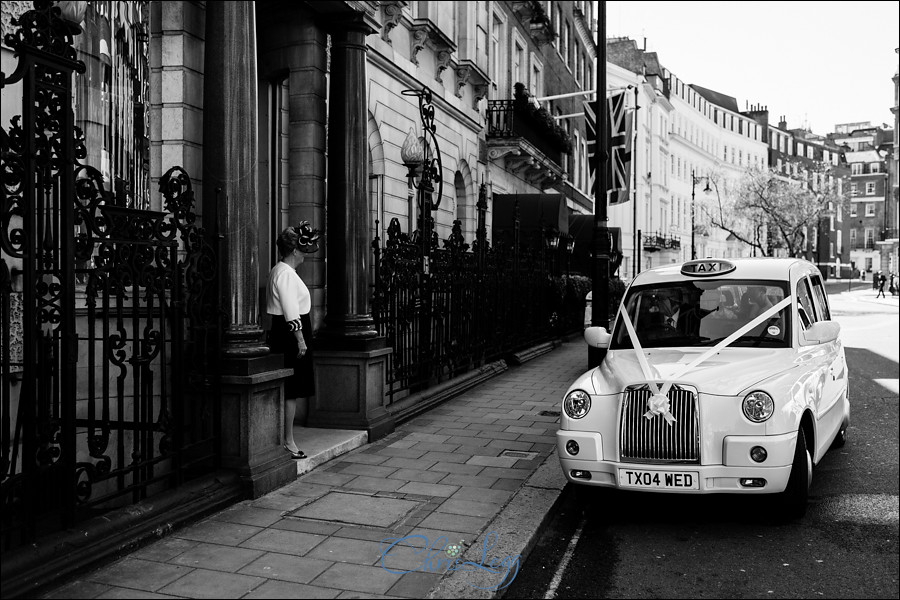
[617, 296, 793, 425]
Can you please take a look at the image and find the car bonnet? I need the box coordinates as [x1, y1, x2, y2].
[592, 346, 798, 397]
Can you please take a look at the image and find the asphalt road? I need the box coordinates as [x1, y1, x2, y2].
[505, 287, 899, 599]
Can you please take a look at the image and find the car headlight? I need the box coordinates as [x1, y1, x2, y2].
[742, 391, 774, 423]
[564, 390, 591, 419]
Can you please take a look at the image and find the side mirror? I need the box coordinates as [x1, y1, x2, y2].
[802, 321, 841, 345]
[584, 326, 612, 349]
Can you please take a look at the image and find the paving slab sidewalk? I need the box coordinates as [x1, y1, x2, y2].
[41, 339, 587, 600]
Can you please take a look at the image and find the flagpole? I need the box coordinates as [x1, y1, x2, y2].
[632, 84, 639, 278]
[589, 1, 609, 369]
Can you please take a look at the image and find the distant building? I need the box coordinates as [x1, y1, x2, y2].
[767, 118, 851, 279]
[605, 37, 768, 276]
[885, 47, 900, 275]
[832, 123, 894, 275]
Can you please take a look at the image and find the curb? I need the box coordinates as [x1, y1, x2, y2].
[427, 453, 567, 599]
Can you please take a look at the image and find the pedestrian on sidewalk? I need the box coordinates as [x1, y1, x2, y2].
[890, 272, 897, 296]
[876, 273, 886, 298]
[266, 221, 320, 460]
[873, 271, 880, 290]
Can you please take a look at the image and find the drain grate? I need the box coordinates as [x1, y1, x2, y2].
[500, 450, 538, 460]
[539, 410, 561, 417]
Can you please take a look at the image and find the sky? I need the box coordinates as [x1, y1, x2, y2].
[605, 1, 900, 135]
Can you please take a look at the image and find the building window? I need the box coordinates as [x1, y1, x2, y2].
[490, 13, 504, 95]
[849, 203, 857, 217]
[865, 182, 876, 195]
[850, 183, 858, 197]
[869, 163, 881, 173]
[851, 163, 863, 175]
[865, 228, 874, 249]
[70, 2, 152, 209]
[530, 53, 543, 98]
[865, 203, 875, 217]
[553, 4, 561, 46]
[513, 39, 525, 89]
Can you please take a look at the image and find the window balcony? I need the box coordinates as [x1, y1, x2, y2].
[485, 99, 569, 189]
[642, 231, 681, 252]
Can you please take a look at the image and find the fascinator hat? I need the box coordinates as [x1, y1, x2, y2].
[291, 221, 321, 253]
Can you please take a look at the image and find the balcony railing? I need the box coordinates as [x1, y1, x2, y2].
[850, 240, 876, 250]
[486, 100, 565, 166]
[642, 231, 681, 252]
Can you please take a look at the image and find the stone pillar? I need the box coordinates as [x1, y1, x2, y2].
[204, 1, 295, 495]
[310, 19, 394, 440]
[320, 24, 378, 343]
[203, 0, 267, 358]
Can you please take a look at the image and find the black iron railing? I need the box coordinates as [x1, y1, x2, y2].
[372, 219, 584, 402]
[642, 232, 681, 252]
[1, 2, 220, 552]
[486, 100, 565, 166]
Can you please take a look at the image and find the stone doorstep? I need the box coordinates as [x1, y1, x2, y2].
[291, 426, 369, 476]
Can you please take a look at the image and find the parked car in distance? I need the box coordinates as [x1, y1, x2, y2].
[557, 258, 849, 518]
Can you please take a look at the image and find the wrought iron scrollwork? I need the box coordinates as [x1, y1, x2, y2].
[2, 0, 83, 65]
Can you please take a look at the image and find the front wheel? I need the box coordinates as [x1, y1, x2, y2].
[779, 427, 812, 519]
[830, 423, 848, 449]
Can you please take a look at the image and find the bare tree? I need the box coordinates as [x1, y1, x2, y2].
[699, 173, 767, 256]
[701, 166, 847, 258]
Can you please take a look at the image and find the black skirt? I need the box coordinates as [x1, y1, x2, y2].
[268, 314, 315, 398]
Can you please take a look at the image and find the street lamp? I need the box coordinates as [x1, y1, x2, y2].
[400, 86, 443, 271]
[691, 170, 712, 260]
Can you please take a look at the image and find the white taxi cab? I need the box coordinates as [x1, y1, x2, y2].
[558, 258, 849, 517]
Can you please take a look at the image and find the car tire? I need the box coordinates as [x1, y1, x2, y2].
[830, 424, 848, 449]
[780, 427, 812, 519]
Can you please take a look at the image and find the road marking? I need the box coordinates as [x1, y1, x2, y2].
[544, 516, 585, 599]
[817, 494, 899, 525]
[873, 379, 900, 394]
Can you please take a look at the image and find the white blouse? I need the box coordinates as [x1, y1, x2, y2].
[266, 262, 310, 331]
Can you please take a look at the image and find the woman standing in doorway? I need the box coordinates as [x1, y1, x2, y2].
[266, 222, 320, 459]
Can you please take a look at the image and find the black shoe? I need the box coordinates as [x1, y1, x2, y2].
[284, 445, 307, 460]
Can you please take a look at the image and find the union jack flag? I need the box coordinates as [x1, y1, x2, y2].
[606, 90, 633, 205]
[584, 91, 633, 205]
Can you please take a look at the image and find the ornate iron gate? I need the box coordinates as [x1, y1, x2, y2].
[1, 2, 220, 552]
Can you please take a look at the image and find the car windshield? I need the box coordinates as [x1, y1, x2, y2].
[610, 279, 791, 349]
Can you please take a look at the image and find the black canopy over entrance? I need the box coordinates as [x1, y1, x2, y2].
[491, 193, 568, 247]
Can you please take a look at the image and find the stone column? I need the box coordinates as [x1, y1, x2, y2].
[204, 0, 295, 496]
[203, 0, 267, 358]
[310, 19, 394, 440]
[320, 24, 379, 344]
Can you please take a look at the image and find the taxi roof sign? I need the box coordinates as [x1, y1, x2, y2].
[681, 259, 736, 277]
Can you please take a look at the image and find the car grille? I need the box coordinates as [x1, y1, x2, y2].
[620, 385, 700, 463]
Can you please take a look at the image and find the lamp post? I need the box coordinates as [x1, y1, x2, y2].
[400, 86, 443, 272]
[400, 86, 442, 389]
[691, 170, 711, 260]
[565, 234, 575, 276]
